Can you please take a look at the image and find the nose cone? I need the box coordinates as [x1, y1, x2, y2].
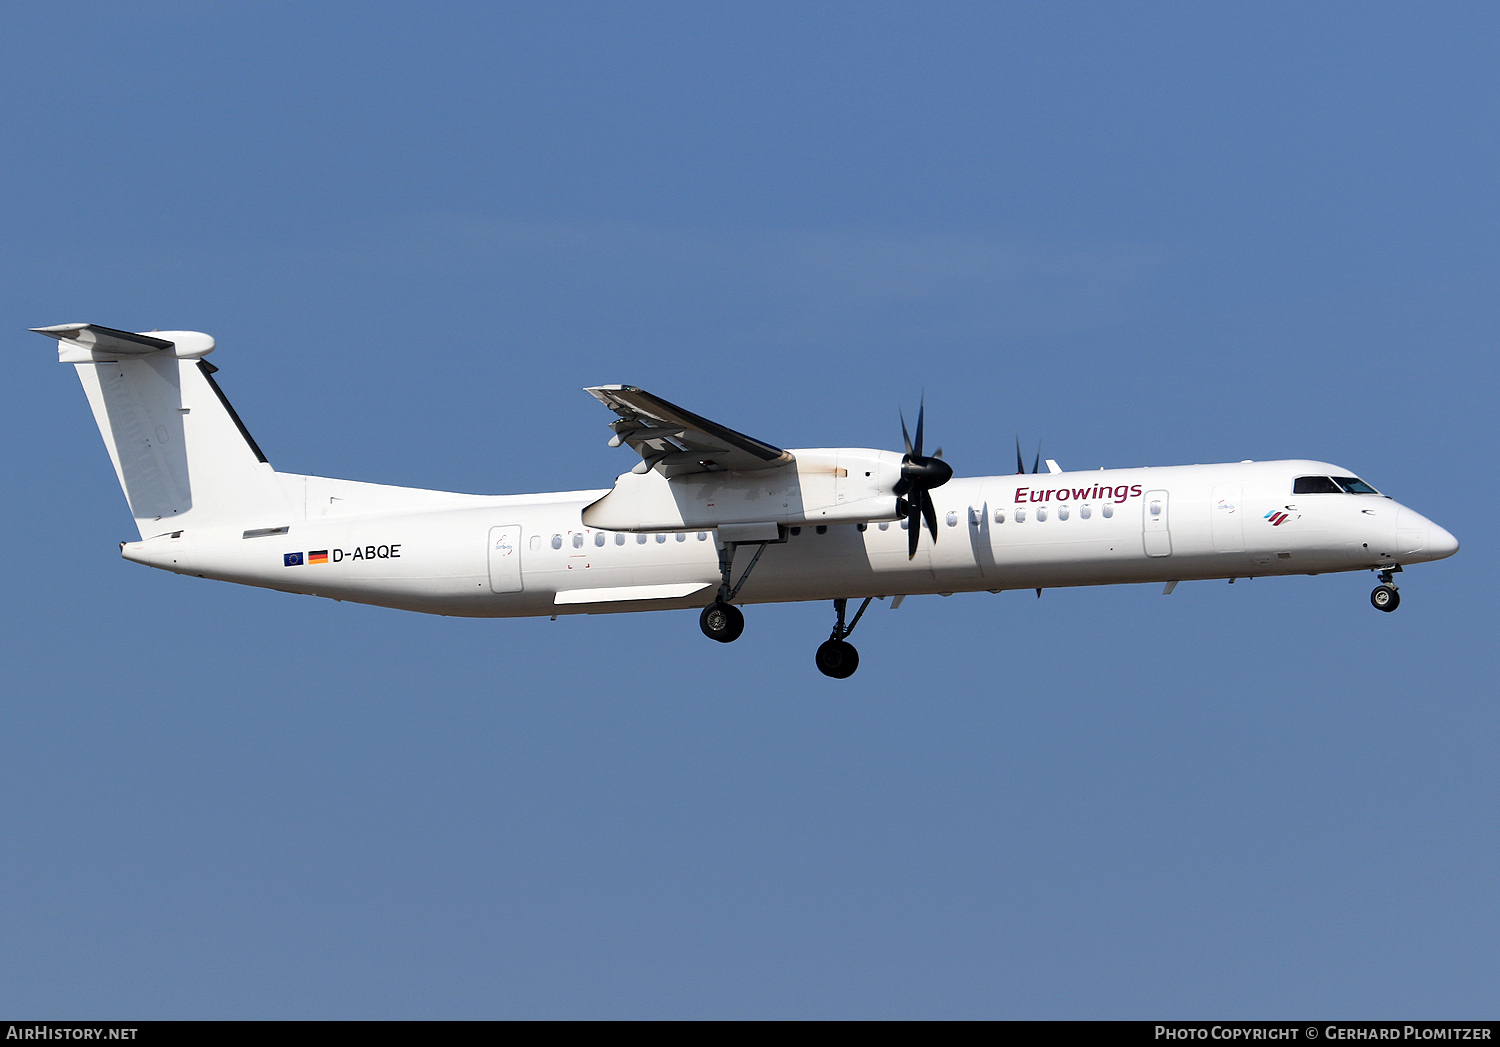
[1427, 521, 1460, 560]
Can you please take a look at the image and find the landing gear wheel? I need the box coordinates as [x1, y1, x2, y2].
[699, 601, 745, 642]
[1371, 585, 1400, 612]
[815, 639, 859, 679]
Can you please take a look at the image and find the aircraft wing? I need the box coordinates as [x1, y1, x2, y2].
[586, 385, 794, 476]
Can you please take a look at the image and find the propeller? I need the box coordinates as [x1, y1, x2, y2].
[1014, 436, 1042, 474]
[894, 398, 954, 559]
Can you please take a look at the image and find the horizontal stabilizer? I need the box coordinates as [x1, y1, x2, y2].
[32, 324, 215, 362]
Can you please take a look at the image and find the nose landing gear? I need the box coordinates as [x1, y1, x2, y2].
[816, 597, 873, 678]
[1371, 566, 1401, 612]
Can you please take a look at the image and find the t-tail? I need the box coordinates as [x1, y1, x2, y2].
[34, 323, 295, 540]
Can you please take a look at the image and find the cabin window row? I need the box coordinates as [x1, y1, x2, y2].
[547, 531, 710, 550]
[988, 503, 1113, 524]
[541, 503, 1127, 550]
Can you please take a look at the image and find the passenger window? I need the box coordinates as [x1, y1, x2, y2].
[697, 532, 708, 541]
[1102, 504, 1113, 518]
[1080, 505, 1091, 519]
[1015, 509, 1026, 522]
[572, 534, 584, 548]
[1058, 506, 1069, 520]
[1293, 476, 1342, 494]
[816, 525, 827, 534]
[551, 534, 562, 550]
[656, 533, 666, 543]
[530, 535, 542, 551]
[636, 533, 647, 545]
[899, 519, 908, 530]
[1036, 507, 1047, 521]
[878, 521, 889, 530]
[1150, 501, 1161, 516]
[857, 523, 867, 532]
[946, 512, 957, 527]
[1333, 476, 1379, 494]
[791, 526, 802, 535]
[994, 509, 1005, 524]
[676, 532, 686, 542]
[616, 533, 626, 545]
[594, 533, 606, 547]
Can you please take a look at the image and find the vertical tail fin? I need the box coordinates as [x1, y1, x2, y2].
[36, 324, 295, 539]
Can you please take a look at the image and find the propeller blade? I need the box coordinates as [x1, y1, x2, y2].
[1032, 441, 1042, 474]
[1016, 436, 1025, 475]
[896, 398, 952, 557]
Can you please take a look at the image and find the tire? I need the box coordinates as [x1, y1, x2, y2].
[815, 639, 860, 679]
[699, 601, 745, 642]
[1371, 585, 1400, 612]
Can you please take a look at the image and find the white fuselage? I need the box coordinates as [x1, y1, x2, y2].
[121, 458, 1457, 617]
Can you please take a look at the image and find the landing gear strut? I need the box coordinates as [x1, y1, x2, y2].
[699, 540, 768, 643]
[816, 597, 873, 679]
[1371, 566, 1401, 613]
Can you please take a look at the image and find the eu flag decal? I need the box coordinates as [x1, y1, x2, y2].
[284, 552, 304, 567]
[308, 550, 329, 565]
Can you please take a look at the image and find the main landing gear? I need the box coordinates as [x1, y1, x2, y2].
[816, 597, 873, 679]
[696, 539, 876, 678]
[699, 601, 744, 642]
[699, 540, 768, 643]
[1371, 566, 1402, 613]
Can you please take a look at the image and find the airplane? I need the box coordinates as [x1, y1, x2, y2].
[35, 322, 1460, 678]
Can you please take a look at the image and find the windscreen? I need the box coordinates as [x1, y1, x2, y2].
[1292, 476, 1342, 494]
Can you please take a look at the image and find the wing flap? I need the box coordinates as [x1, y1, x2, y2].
[586, 385, 793, 475]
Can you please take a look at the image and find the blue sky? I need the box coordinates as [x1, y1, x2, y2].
[1, 2, 1495, 1018]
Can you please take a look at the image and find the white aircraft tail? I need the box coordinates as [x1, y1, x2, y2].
[36, 324, 295, 539]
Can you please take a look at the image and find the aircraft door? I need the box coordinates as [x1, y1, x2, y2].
[1210, 484, 1245, 553]
[487, 524, 524, 593]
[1143, 490, 1172, 557]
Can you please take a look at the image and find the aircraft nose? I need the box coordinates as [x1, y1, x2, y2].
[1427, 521, 1459, 560]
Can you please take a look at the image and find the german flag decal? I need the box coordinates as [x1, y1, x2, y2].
[309, 550, 329, 564]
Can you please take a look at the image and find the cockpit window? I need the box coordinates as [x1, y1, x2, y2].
[1333, 476, 1379, 494]
[1292, 476, 1342, 494]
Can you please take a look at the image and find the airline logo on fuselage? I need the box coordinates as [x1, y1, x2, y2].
[1014, 484, 1142, 504]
